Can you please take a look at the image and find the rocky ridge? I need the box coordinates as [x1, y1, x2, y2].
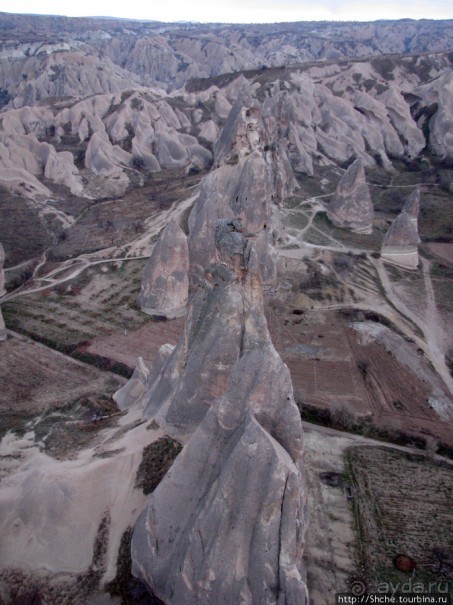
[0, 50, 452, 209]
[1, 14, 453, 98]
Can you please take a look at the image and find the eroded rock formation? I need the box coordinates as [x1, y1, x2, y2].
[188, 101, 297, 288]
[138, 220, 189, 318]
[131, 220, 308, 605]
[381, 188, 421, 269]
[113, 357, 149, 410]
[327, 158, 374, 233]
[0, 242, 6, 341]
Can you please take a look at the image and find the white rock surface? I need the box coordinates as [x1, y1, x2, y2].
[381, 188, 421, 269]
[113, 357, 150, 410]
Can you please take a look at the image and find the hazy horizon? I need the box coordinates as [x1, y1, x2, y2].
[1, 0, 453, 24]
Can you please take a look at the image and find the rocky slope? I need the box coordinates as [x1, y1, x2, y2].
[1, 14, 453, 98]
[0, 45, 451, 214]
[110, 101, 308, 603]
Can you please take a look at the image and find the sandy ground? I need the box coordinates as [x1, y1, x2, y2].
[0, 401, 166, 602]
[86, 317, 185, 369]
[303, 427, 358, 605]
[0, 332, 124, 415]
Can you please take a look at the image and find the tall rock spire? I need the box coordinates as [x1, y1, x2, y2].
[131, 220, 308, 605]
[327, 158, 374, 233]
[130, 102, 308, 605]
[138, 220, 189, 319]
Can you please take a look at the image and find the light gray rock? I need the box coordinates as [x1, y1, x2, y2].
[132, 408, 307, 605]
[384, 87, 425, 158]
[213, 99, 265, 165]
[138, 220, 189, 319]
[402, 187, 420, 219]
[214, 98, 296, 202]
[113, 357, 149, 410]
[132, 225, 307, 605]
[382, 212, 420, 249]
[0, 242, 6, 342]
[188, 152, 276, 287]
[327, 158, 374, 233]
[428, 71, 453, 160]
[381, 188, 421, 270]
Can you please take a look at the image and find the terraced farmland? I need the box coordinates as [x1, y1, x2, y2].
[346, 446, 453, 590]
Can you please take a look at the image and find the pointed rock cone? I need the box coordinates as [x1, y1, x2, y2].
[113, 345, 175, 411]
[132, 225, 307, 605]
[113, 357, 150, 411]
[138, 220, 189, 318]
[327, 158, 374, 233]
[141, 219, 264, 434]
[213, 96, 263, 165]
[402, 187, 420, 219]
[381, 189, 421, 270]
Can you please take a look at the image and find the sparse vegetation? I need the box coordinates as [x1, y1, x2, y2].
[106, 528, 165, 605]
[345, 446, 453, 590]
[135, 436, 182, 495]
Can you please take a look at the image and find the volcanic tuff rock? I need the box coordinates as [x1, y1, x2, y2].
[2, 14, 453, 99]
[0, 241, 5, 341]
[402, 187, 421, 219]
[415, 70, 453, 160]
[132, 221, 307, 605]
[327, 158, 374, 233]
[113, 357, 149, 411]
[0, 89, 212, 200]
[138, 220, 189, 319]
[0, 41, 451, 205]
[381, 188, 421, 270]
[188, 100, 297, 288]
[139, 214, 279, 435]
[187, 151, 278, 288]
